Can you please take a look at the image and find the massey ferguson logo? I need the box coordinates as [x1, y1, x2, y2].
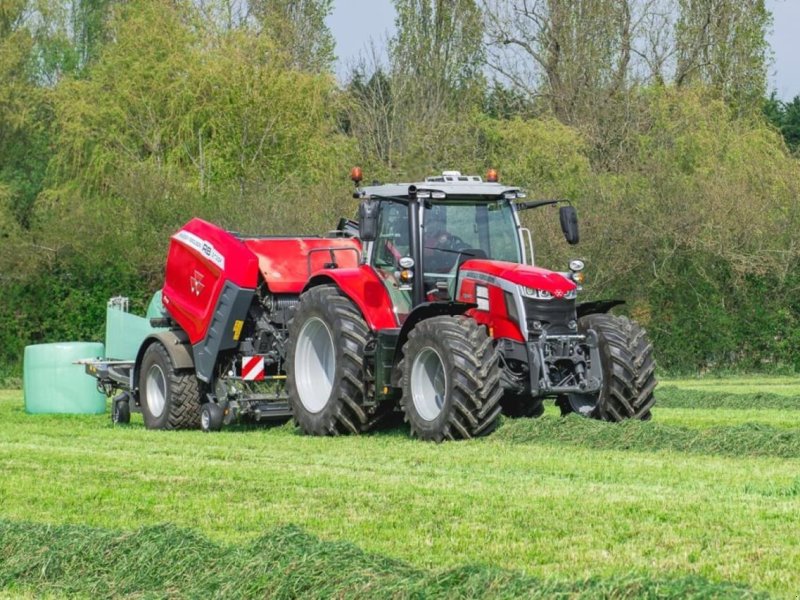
[190, 270, 205, 296]
[554, 289, 565, 298]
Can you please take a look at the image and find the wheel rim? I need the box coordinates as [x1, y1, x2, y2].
[145, 364, 167, 418]
[201, 406, 210, 430]
[294, 317, 336, 413]
[410, 347, 447, 421]
[567, 393, 597, 416]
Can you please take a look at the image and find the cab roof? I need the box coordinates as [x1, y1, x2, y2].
[356, 181, 523, 200]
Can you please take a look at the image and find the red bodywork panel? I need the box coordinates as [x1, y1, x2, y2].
[458, 259, 576, 297]
[307, 266, 399, 330]
[163, 219, 260, 344]
[465, 284, 525, 342]
[244, 238, 361, 293]
[456, 259, 576, 342]
[163, 219, 365, 344]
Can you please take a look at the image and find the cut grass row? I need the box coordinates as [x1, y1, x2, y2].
[657, 385, 800, 410]
[1, 389, 799, 596]
[0, 520, 767, 599]
[497, 414, 800, 458]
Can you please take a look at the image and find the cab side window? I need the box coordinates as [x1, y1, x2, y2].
[373, 201, 410, 269]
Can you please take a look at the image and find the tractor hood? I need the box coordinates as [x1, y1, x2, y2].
[459, 259, 576, 298]
[244, 237, 362, 294]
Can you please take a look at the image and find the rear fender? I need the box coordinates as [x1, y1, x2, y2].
[133, 330, 195, 397]
[304, 267, 398, 331]
[390, 302, 474, 386]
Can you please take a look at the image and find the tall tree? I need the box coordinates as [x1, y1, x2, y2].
[483, 0, 772, 122]
[674, 0, 770, 111]
[391, 0, 484, 114]
[250, 0, 335, 73]
[346, 0, 484, 173]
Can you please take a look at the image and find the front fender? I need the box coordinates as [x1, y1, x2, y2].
[390, 301, 474, 386]
[305, 266, 398, 331]
[577, 299, 625, 319]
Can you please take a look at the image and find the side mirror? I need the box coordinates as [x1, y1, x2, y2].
[559, 205, 579, 245]
[358, 199, 379, 242]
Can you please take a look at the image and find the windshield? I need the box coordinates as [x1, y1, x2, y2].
[423, 200, 521, 276]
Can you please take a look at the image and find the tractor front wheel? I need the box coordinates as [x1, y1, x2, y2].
[400, 316, 503, 441]
[138, 342, 202, 430]
[286, 285, 371, 435]
[561, 314, 656, 421]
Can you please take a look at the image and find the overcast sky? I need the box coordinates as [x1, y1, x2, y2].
[328, 0, 800, 100]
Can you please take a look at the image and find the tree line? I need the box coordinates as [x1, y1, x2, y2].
[1, 0, 799, 378]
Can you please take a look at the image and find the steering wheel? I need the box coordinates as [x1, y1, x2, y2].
[427, 231, 470, 254]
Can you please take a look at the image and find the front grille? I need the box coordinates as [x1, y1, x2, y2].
[523, 297, 577, 337]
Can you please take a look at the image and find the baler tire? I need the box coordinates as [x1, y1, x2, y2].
[111, 393, 131, 425]
[286, 285, 371, 436]
[566, 314, 657, 421]
[201, 402, 224, 433]
[400, 316, 503, 441]
[138, 342, 202, 430]
[499, 393, 545, 419]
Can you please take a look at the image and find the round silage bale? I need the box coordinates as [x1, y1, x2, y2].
[23, 342, 106, 414]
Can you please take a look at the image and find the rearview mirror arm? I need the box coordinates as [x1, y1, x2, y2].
[515, 199, 569, 211]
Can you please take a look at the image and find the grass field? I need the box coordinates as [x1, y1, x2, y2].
[1, 378, 799, 598]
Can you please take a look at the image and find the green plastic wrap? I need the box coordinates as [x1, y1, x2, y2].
[23, 342, 106, 414]
[105, 294, 166, 360]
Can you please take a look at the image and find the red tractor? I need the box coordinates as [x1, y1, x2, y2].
[96, 170, 655, 440]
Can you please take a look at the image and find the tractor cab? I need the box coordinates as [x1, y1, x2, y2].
[353, 170, 578, 324]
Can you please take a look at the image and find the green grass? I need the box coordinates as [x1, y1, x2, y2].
[1, 387, 799, 597]
[653, 406, 800, 428]
[661, 376, 800, 397]
[0, 520, 767, 599]
[657, 385, 800, 411]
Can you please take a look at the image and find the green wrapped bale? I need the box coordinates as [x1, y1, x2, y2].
[23, 342, 106, 414]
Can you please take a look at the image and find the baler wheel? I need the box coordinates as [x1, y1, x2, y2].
[138, 342, 202, 430]
[286, 285, 371, 435]
[400, 316, 503, 441]
[563, 314, 657, 421]
[200, 402, 224, 432]
[111, 392, 131, 425]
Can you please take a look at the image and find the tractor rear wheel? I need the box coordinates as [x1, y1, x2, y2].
[400, 316, 503, 441]
[562, 314, 656, 421]
[138, 342, 202, 430]
[286, 285, 371, 435]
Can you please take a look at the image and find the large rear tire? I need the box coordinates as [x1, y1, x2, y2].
[562, 314, 656, 421]
[286, 285, 371, 435]
[138, 342, 202, 430]
[400, 316, 503, 441]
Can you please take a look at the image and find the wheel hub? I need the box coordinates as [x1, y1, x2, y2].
[294, 317, 335, 413]
[410, 347, 447, 421]
[145, 364, 167, 418]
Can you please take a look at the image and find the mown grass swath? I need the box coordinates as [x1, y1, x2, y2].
[0, 520, 767, 599]
[493, 414, 800, 458]
[657, 386, 800, 410]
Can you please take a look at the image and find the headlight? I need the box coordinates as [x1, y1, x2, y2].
[521, 286, 553, 300]
[569, 259, 585, 272]
[564, 289, 577, 299]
